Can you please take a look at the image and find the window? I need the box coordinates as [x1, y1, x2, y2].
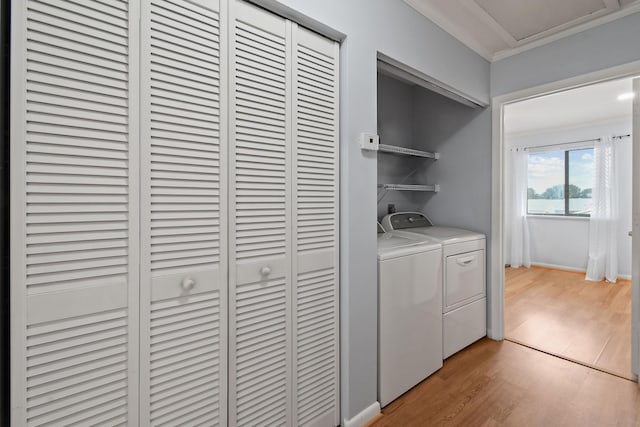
[527, 147, 594, 216]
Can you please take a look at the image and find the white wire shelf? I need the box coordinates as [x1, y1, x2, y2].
[378, 184, 440, 192]
[378, 144, 439, 159]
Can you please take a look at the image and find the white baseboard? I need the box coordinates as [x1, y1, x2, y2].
[530, 262, 631, 280]
[342, 402, 381, 427]
[530, 262, 586, 273]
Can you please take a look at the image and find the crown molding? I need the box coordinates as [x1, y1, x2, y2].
[492, 1, 640, 61]
[405, 0, 640, 63]
[404, 0, 494, 61]
[460, 0, 518, 47]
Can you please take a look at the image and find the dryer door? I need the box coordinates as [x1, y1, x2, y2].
[445, 249, 485, 311]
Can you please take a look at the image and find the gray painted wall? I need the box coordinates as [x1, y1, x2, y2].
[376, 73, 491, 238]
[413, 90, 491, 236]
[491, 12, 640, 96]
[377, 74, 427, 219]
[258, 0, 491, 421]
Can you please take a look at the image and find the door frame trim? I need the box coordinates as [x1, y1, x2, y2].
[632, 76, 640, 380]
[489, 60, 640, 379]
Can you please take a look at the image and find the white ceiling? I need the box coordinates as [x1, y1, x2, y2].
[503, 77, 633, 136]
[405, 0, 640, 61]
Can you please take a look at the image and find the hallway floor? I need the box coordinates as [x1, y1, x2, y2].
[372, 339, 640, 426]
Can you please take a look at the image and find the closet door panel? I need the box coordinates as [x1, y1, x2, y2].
[11, 0, 140, 424]
[140, 0, 227, 425]
[230, 1, 292, 425]
[293, 26, 340, 427]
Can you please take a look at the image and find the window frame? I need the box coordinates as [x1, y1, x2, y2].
[526, 146, 594, 217]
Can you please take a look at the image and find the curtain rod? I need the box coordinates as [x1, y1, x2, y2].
[517, 137, 599, 151]
[514, 133, 631, 151]
[612, 133, 631, 140]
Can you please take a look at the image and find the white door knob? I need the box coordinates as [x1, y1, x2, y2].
[260, 266, 272, 276]
[181, 278, 196, 291]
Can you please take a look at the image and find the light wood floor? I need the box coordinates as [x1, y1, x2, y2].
[505, 266, 631, 379]
[372, 339, 640, 426]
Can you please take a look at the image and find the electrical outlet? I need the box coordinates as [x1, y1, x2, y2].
[359, 133, 379, 151]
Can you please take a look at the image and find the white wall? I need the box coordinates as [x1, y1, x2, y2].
[526, 216, 590, 270]
[256, 0, 491, 422]
[505, 120, 632, 278]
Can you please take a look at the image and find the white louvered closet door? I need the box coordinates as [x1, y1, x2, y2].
[230, 2, 340, 426]
[10, 0, 140, 425]
[229, 1, 293, 425]
[139, 0, 227, 426]
[292, 26, 340, 427]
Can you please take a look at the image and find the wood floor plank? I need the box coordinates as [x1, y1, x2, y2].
[505, 266, 631, 379]
[372, 339, 640, 427]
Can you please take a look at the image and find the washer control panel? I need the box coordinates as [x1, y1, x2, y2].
[383, 212, 433, 230]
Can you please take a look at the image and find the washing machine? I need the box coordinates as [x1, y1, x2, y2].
[382, 212, 486, 359]
[377, 222, 442, 407]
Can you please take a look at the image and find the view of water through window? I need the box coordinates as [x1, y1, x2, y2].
[527, 148, 594, 215]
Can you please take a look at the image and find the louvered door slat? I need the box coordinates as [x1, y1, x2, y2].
[15, 1, 339, 425]
[11, 1, 139, 424]
[293, 26, 340, 427]
[230, 1, 292, 426]
[140, 0, 226, 425]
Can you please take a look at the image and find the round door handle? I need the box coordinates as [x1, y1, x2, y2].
[181, 277, 196, 291]
[260, 266, 272, 276]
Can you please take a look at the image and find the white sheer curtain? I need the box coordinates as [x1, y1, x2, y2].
[586, 137, 618, 282]
[509, 148, 531, 268]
